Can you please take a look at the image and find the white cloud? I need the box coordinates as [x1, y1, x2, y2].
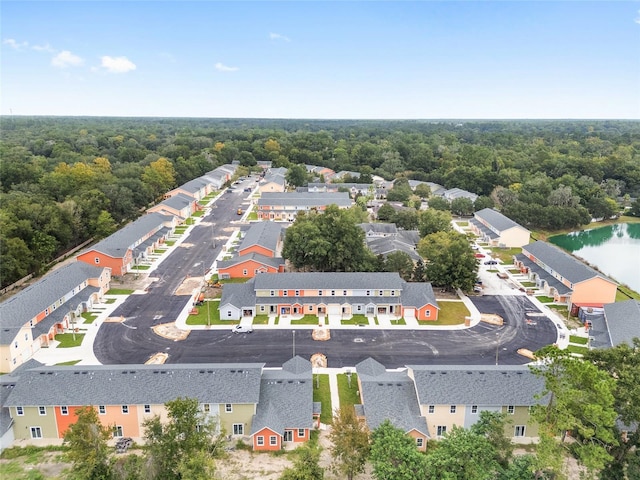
[32, 43, 55, 53]
[269, 32, 291, 42]
[99, 55, 136, 73]
[3, 38, 29, 50]
[51, 50, 84, 68]
[635, 10, 640, 24]
[215, 62, 239, 72]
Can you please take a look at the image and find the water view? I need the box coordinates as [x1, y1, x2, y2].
[549, 223, 640, 293]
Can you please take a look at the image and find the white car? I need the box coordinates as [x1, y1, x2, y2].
[231, 324, 253, 334]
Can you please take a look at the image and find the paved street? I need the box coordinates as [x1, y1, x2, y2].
[88, 181, 561, 369]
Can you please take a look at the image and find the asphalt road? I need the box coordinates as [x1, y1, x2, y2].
[94, 180, 558, 368]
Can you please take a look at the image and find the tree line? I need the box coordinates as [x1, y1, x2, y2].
[1, 117, 639, 288]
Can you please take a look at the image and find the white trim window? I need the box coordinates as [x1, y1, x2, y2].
[113, 425, 124, 438]
[144, 405, 151, 414]
[60, 406, 69, 416]
[16, 406, 24, 416]
[257, 436, 264, 446]
[38, 406, 46, 416]
[225, 404, 232, 413]
[507, 405, 515, 414]
[416, 438, 424, 448]
[297, 428, 304, 437]
[30, 426, 43, 439]
[233, 423, 244, 435]
[121, 405, 129, 414]
[514, 425, 526, 437]
[98, 405, 106, 415]
[437, 425, 447, 437]
[471, 405, 478, 414]
[427, 405, 434, 414]
[450, 405, 456, 414]
[269, 435, 277, 446]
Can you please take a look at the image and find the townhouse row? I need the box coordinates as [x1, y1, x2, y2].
[219, 272, 440, 321]
[1, 357, 548, 452]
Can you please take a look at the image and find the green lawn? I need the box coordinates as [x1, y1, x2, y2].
[427, 301, 469, 326]
[164, 241, 176, 246]
[154, 249, 167, 254]
[219, 277, 251, 284]
[536, 295, 555, 303]
[55, 333, 85, 348]
[253, 315, 270, 325]
[106, 288, 134, 295]
[55, 359, 81, 366]
[337, 373, 360, 409]
[509, 269, 521, 274]
[132, 265, 150, 270]
[390, 318, 406, 325]
[567, 344, 588, 355]
[616, 286, 640, 301]
[185, 218, 194, 225]
[520, 281, 536, 287]
[313, 374, 332, 424]
[247, 211, 258, 221]
[291, 315, 322, 325]
[341, 315, 369, 325]
[569, 335, 589, 345]
[81, 312, 98, 323]
[174, 227, 188, 234]
[191, 210, 204, 217]
[185, 302, 239, 326]
[105, 298, 116, 304]
[490, 247, 522, 264]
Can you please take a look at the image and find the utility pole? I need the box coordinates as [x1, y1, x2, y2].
[495, 331, 500, 365]
[292, 330, 296, 358]
[207, 298, 211, 327]
[70, 310, 77, 341]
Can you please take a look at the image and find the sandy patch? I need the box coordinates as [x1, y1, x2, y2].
[152, 323, 190, 341]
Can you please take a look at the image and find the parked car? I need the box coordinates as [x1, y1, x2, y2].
[237, 208, 243, 215]
[484, 260, 498, 265]
[474, 253, 485, 258]
[232, 325, 253, 334]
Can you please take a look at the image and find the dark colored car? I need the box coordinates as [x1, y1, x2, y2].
[484, 260, 498, 265]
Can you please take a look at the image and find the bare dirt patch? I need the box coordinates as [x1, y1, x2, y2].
[175, 276, 204, 296]
[152, 323, 190, 341]
[480, 313, 504, 326]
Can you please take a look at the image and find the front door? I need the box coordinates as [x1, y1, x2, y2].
[284, 430, 293, 442]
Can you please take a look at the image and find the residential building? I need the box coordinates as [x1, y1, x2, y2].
[470, 208, 531, 248]
[408, 364, 545, 442]
[165, 177, 211, 201]
[355, 358, 429, 450]
[359, 223, 398, 238]
[77, 212, 175, 276]
[442, 188, 478, 203]
[147, 193, 197, 220]
[603, 300, 640, 347]
[258, 167, 287, 193]
[219, 272, 438, 321]
[514, 241, 618, 312]
[237, 221, 283, 258]
[257, 192, 353, 221]
[0, 263, 110, 373]
[217, 254, 286, 279]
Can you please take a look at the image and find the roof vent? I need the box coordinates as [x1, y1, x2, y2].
[74, 372, 80, 375]
[199, 370, 205, 374]
[207, 370, 213, 373]
[479, 372, 485, 375]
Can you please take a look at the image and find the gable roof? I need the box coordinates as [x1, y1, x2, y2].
[238, 221, 283, 254]
[366, 237, 421, 262]
[474, 208, 528, 233]
[523, 241, 616, 285]
[217, 254, 285, 270]
[257, 192, 352, 208]
[83, 212, 173, 258]
[401, 282, 438, 309]
[219, 281, 257, 309]
[4, 363, 264, 407]
[359, 223, 398, 235]
[408, 364, 545, 406]
[0, 262, 106, 332]
[356, 358, 428, 435]
[252, 272, 405, 291]
[604, 300, 640, 347]
[154, 193, 194, 211]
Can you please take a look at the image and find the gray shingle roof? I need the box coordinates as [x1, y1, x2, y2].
[83, 212, 173, 258]
[217, 253, 285, 270]
[219, 281, 257, 309]
[155, 193, 194, 211]
[366, 237, 422, 262]
[469, 218, 499, 240]
[443, 188, 478, 202]
[238, 222, 282, 254]
[32, 286, 99, 337]
[523, 241, 616, 285]
[257, 192, 352, 208]
[401, 283, 438, 309]
[253, 272, 405, 291]
[514, 254, 571, 295]
[0, 262, 106, 332]
[474, 208, 528, 233]
[4, 363, 264, 407]
[604, 300, 640, 347]
[408, 365, 545, 406]
[251, 361, 313, 435]
[356, 359, 428, 435]
[359, 223, 398, 235]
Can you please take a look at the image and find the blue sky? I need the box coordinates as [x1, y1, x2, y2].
[2, 1, 639, 119]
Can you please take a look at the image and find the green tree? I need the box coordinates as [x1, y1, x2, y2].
[376, 203, 397, 222]
[394, 210, 420, 230]
[427, 196, 450, 211]
[286, 164, 309, 187]
[280, 447, 324, 480]
[63, 406, 114, 480]
[417, 231, 477, 290]
[418, 209, 452, 237]
[383, 251, 415, 281]
[473, 196, 494, 212]
[450, 197, 475, 216]
[530, 346, 618, 475]
[412, 258, 426, 282]
[329, 406, 370, 480]
[142, 157, 176, 202]
[470, 411, 514, 469]
[370, 420, 427, 480]
[144, 397, 222, 480]
[424, 426, 502, 480]
[413, 183, 431, 199]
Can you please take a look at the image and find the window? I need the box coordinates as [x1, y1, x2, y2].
[233, 423, 244, 435]
[391, 290, 395, 296]
[38, 406, 46, 416]
[257, 436, 264, 446]
[318, 290, 323, 296]
[331, 290, 335, 296]
[121, 405, 129, 414]
[283, 290, 288, 296]
[416, 438, 424, 448]
[94, 257, 100, 264]
[227, 311, 232, 317]
[450, 405, 456, 414]
[471, 405, 478, 414]
[270, 290, 275, 296]
[514, 425, 526, 437]
[437, 425, 447, 437]
[98, 405, 106, 415]
[144, 405, 151, 414]
[295, 290, 300, 296]
[243, 269, 247, 276]
[269, 435, 277, 446]
[379, 290, 383, 296]
[507, 405, 515, 414]
[343, 290, 347, 296]
[298, 428, 305, 437]
[14, 341, 18, 348]
[428, 405, 434, 414]
[30, 427, 42, 439]
[25, 333, 28, 341]
[203, 404, 210, 413]
[225, 404, 232, 413]
[60, 406, 68, 416]
[260, 305, 265, 312]
[366, 290, 370, 296]
[284, 430, 293, 442]
[16, 406, 24, 416]
[113, 425, 123, 438]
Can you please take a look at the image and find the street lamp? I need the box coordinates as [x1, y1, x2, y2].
[207, 298, 211, 327]
[495, 331, 500, 365]
[292, 330, 296, 358]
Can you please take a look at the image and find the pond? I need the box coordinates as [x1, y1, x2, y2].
[549, 223, 640, 292]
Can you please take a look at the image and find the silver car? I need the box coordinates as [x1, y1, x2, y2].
[231, 324, 253, 334]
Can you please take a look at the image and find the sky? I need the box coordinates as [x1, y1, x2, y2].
[1, 1, 639, 119]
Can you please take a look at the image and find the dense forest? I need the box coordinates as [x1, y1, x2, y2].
[1, 117, 639, 289]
